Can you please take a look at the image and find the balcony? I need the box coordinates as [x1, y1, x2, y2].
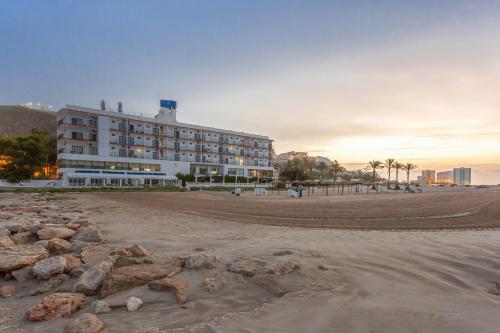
[57, 148, 98, 155]
[58, 135, 97, 142]
[58, 120, 97, 129]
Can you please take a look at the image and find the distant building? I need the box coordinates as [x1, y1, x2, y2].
[314, 156, 332, 171]
[453, 167, 471, 185]
[421, 170, 435, 185]
[436, 171, 453, 184]
[275, 151, 308, 162]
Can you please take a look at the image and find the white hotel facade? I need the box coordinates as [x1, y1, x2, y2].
[57, 101, 274, 186]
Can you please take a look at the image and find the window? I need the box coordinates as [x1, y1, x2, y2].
[174, 142, 180, 150]
[89, 133, 97, 142]
[119, 149, 127, 157]
[71, 118, 83, 125]
[71, 132, 83, 140]
[88, 147, 98, 155]
[119, 136, 126, 144]
[174, 153, 180, 161]
[89, 119, 97, 128]
[153, 127, 159, 135]
[71, 146, 83, 154]
[69, 177, 85, 186]
[118, 122, 127, 131]
[128, 137, 134, 145]
[152, 151, 159, 160]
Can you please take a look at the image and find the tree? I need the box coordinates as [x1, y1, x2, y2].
[330, 160, 344, 184]
[385, 158, 395, 190]
[280, 158, 306, 181]
[318, 161, 328, 176]
[0, 129, 57, 183]
[367, 160, 384, 182]
[401, 163, 418, 190]
[394, 161, 403, 190]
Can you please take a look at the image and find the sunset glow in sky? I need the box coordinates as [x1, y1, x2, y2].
[1, 1, 500, 183]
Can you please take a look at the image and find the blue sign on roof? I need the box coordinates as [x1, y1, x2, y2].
[160, 100, 177, 109]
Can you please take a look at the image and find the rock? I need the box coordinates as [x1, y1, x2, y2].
[31, 274, 70, 295]
[267, 261, 300, 275]
[0, 285, 15, 297]
[66, 223, 81, 231]
[18, 206, 45, 213]
[114, 256, 154, 268]
[70, 265, 92, 278]
[194, 247, 206, 251]
[73, 218, 97, 228]
[33, 256, 67, 279]
[71, 226, 103, 243]
[62, 254, 83, 273]
[91, 300, 111, 314]
[64, 313, 104, 333]
[73, 267, 106, 295]
[80, 244, 112, 265]
[48, 238, 71, 255]
[11, 231, 37, 245]
[100, 262, 182, 298]
[111, 244, 151, 257]
[96, 255, 119, 273]
[11, 265, 34, 281]
[148, 276, 188, 304]
[202, 272, 246, 292]
[126, 296, 143, 311]
[185, 254, 218, 270]
[317, 264, 329, 270]
[37, 227, 75, 240]
[273, 250, 293, 256]
[69, 240, 93, 254]
[252, 274, 288, 297]
[487, 282, 500, 296]
[0, 233, 14, 248]
[25, 292, 86, 321]
[0, 245, 48, 272]
[34, 239, 50, 249]
[227, 259, 259, 277]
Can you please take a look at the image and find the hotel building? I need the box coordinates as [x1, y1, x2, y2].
[421, 169, 436, 185]
[453, 167, 472, 186]
[436, 171, 453, 184]
[57, 101, 274, 186]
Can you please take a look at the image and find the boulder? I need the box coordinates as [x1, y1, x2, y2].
[96, 255, 119, 273]
[91, 300, 111, 314]
[251, 274, 288, 297]
[25, 292, 86, 321]
[0, 285, 15, 298]
[69, 240, 93, 254]
[33, 256, 67, 279]
[73, 268, 106, 295]
[80, 244, 112, 266]
[62, 254, 83, 273]
[114, 256, 154, 268]
[487, 282, 500, 296]
[273, 250, 293, 256]
[0, 233, 14, 249]
[34, 240, 50, 249]
[202, 272, 246, 292]
[227, 260, 259, 277]
[71, 226, 103, 243]
[185, 254, 218, 270]
[0, 245, 48, 272]
[11, 231, 37, 245]
[126, 296, 143, 311]
[267, 261, 300, 275]
[148, 276, 188, 304]
[31, 274, 70, 295]
[11, 265, 34, 281]
[64, 313, 104, 333]
[17, 206, 46, 213]
[100, 262, 182, 298]
[37, 227, 75, 240]
[48, 238, 71, 255]
[111, 244, 151, 257]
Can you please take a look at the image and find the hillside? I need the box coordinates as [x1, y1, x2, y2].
[0, 105, 57, 137]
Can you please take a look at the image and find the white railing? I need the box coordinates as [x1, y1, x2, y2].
[186, 182, 274, 188]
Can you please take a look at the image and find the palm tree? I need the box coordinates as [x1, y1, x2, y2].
[394, 161, 403, 190]
[385, 158, 395, 191]
[367, 160, 384, 182]
[401, 163, 418, 190]
[330, 160, 344, 185]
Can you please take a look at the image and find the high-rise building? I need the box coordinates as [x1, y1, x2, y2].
[453, 167, 472, 185]
[421, 170, 435, 185]
[57, 101, 274, 186]
[436, 171, 453, 184]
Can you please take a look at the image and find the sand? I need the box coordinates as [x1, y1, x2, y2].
[2, 190, 500, 332]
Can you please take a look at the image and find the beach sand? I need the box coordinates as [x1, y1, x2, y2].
[2, 190, 500, 332]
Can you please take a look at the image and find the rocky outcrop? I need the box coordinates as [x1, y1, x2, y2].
[63, 313, 104, 333]
[33, 256, 67, 279]
[148, 276, 188, 304]
[100, 262, 182, 298]
[0, 245, 48, 272]
[37, 227, 75, 240]
[11, 231, 37, 245]
[25, 293, 86, 321]
[267, 261, 300, 275]
[11, 265, 34, 281]
[227, 259, 260, 277]
[62, 254, 83, 273]
[185, 254, 218, 269]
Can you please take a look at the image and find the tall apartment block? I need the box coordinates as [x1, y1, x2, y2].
[421, 169, 436, 185]
[436, 171, 453, 184]
[57, 101, 274, 186]
[453, 167, 472, 186]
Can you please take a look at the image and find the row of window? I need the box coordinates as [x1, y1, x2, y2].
[58, 159, 161, 172]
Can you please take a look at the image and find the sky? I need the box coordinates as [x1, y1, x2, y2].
[1, 0, 500, 184]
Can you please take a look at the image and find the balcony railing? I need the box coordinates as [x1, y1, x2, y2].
[57, 148, 98, 155]
[58, 135, 97, 142]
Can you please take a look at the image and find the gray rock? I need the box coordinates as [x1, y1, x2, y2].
[185, 254, 218, 269]
[126, 296, 143, 311]
[63, 313, 104, 333]
[31, 273, 70, 295]
[227, 259, 259, 277]
[34, 240, 50, 249]
[33, 256, 67, 279]
[11, 265, 34, 281]
[0, 245, 48, 272]
[73, 267, 106, 295]
[37, 227, 75, 240]
[70, 265, 92, 278]
[252, 274, 289, 297]
[71, 227, 103, 243]
[91, 300, 111, 314]
[273, 250, 293, 256]
[11, 231, 37, 245]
